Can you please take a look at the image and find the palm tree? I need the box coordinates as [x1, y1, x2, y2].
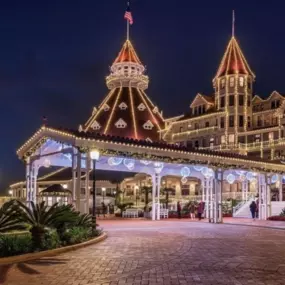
[161, 188, 175, 209]
[141, 186, 152, 211]
[0, 200, 25, 233]
[15, 201, 76, 249]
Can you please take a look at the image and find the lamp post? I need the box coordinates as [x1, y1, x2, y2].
[102, 187, 106, 203]
[135, 185, 139, 206]
[90, 149, 100, 234]
[8, 190, 13, 199]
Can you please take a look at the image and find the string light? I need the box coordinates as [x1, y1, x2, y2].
[129, 86, 138, 139]
[104, 87, 122, 134]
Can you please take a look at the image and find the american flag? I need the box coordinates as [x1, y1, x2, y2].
[124, 2, 133, 25]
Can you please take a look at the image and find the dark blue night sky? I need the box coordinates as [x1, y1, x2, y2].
[1, 0, 285, 193]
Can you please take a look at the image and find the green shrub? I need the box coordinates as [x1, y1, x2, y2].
[62, 227, 92, 245]
[41, 228, 60, 250]
[0, 234, 32, 257]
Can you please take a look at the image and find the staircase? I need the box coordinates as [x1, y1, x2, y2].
[233, 198, 255, 218]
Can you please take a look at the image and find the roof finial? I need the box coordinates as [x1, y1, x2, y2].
[124, 1, 133, 41]
[232, 10, 235, 38]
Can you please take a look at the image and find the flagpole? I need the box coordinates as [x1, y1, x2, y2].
[232, 10, 235, 37]
[127, 18, 129, 40]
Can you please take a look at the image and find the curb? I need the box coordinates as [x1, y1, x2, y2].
[0, 232, 107, 265]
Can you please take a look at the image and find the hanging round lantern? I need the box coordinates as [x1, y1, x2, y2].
[43, 159, 51, 168]
[123, 158, 135, 170]
[108, 157, 123, 166]
[202, 167, 214, 178]
[246, 172, 255, 182]
[235, 170, 245, 176]
[271, 174, 278, 184]
[194, 166, 203, 172]
[181, 177, 188, 185]
[227, 174, 236, 184]
[180, 166, 190, 178]
[140, 160, 151, 165]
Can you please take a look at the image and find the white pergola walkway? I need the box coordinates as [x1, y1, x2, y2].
[17, 126, 285, 222]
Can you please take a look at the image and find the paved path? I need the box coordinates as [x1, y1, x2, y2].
[2, 219, 285, 285]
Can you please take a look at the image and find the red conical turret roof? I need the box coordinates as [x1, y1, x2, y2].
[81, 38, 164, 142]
[214, 36, 255, 80]
[113, 40, 142, 65]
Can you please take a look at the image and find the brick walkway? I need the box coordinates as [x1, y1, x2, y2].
[2, 219, 285, 285]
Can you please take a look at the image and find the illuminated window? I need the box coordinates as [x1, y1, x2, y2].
[230, 77, 235, 87]
[229, 134, 235, 144]
[221, 135, 226, 144]
[239, 77, 244, 87]
[269, 132, 274, 141]
[221, 79, 225, 89]
[255, 134, 260, 143]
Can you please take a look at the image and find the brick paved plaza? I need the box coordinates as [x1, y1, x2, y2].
[1, 219, 285, 285]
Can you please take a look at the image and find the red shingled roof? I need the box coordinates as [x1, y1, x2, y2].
[83, 87, 164, 142]
[214, 37, 255, 80]
[113, 40, 142, 65]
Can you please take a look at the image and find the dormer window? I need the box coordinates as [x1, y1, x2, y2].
[230, 77, 235, 87]
[137, 103, 146, 111]
[103, 104, 110, 111]
[143, 120, 154, 130]
[119, 102, 128, 110]
[239, 77, 244, 87]
[221, 79, 225, 89]
[91, 121, 101, 130]
[115, 118, 127, 128]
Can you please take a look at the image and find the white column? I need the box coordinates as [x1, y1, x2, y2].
[242, 181, 246, 201]
[152, 175, 156, 221]
[279, 175, 283, 202]
[85, 155, 90, 214]
[202, 178, 206, 202]
[31, 164, 39, 204]
[205, 178, 209, 218]
[25, 158, 31, 205]
[76, 151, 82, 212]
[214, 170, 219, 223]
[209, 177, 214, 222]
[218, 170, 224, 223]
[156, 174, 161, 220]
[72, 149, 77, 205]
[265, 174, 271, 219]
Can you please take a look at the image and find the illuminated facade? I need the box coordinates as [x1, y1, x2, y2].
[163, 35, 285, 163]
[10, 15, 285, 221]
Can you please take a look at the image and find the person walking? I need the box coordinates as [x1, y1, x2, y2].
[197, 201, 204, 221]
[177, 201, 182, 219]
[249, 200, 257, 221]
[255, 198, 259, 219]
[189, 203, 195, 220]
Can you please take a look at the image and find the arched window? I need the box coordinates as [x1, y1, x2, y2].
[239, 77, 244, 87]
